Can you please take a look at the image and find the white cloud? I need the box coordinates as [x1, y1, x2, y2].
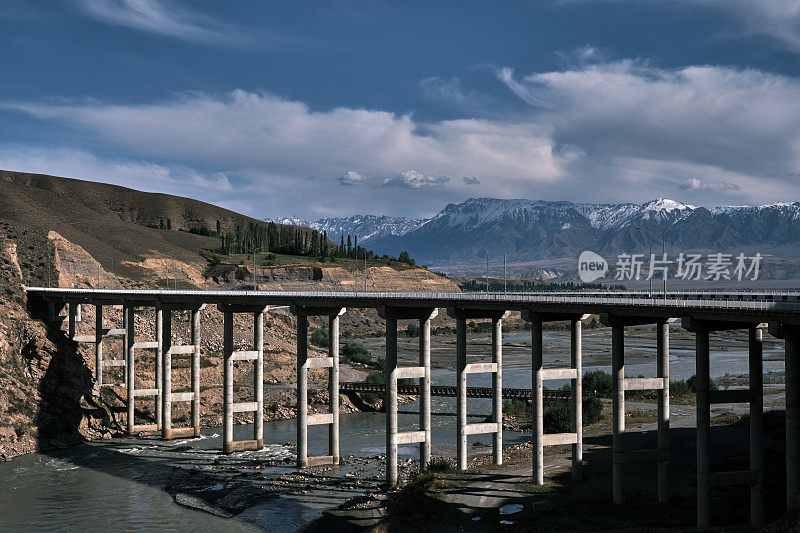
[700, 0, 800, 53]
[75, 0, 246, 45]
[420, 76, 468, 103]
[678, 178, 741, 191]
[383, 170, 449, 188]
[337, 170, 371, 186]
[0, 145, 233, 197]
[462, 176, 481, 185]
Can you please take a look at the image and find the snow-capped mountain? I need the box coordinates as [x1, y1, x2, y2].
[269, 198, 800, 274]
[264, 215, 427, 244]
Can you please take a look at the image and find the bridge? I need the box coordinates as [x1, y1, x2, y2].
[339, 381, 570, 401]
[25, 287, 800, 529]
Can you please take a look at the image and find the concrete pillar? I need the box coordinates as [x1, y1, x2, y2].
[155, 307, 163, 431]
[657, 320, 670, 503]
[385, 316, 398, 485]
[492, 317, 503, 466]
[787, 333, 800, 506]
[75, 303, 81, 322]
[68, 303, 76, 338]
[122, 305, 128, 387]
[456, 316, 467, 471]
[126, 305, 135, 434]
[612, 324, 625, 504]
[696, 328, 711, 529]
[420, 315, 432, 470]
[191, 308, 201, 438]
[750, 326, 764, 527]
[532, 317, 544, 485]
[161, 308, 173, 440]
[328, 314, 339, 463]
[255, 311, 264, 449]
[571, 318, 582, 480]
[48, 301, 55, 324]
[223, 310, 234, 454]
[296, 313, 308, 468]
[95, 304, 103, 386]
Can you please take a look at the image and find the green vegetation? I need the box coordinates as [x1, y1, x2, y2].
[310, 329, 329, 347]
[405, 323, 420, 337]
[341, 342, 373, 365]
[426, 457, 456, 473]
[583, 370, 715, 401]
[504, 394, 603, 433]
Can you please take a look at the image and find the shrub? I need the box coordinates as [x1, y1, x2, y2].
[342, 343, 372, 365]
[584, 370, 613, 398]
[426, 457, 455, 473]
[405, 323, 420, 337]
[583, 395, 603, 425]
[544, 400, 572, 433]
[310, 329, 328, 347]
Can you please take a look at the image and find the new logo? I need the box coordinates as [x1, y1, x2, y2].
[578, 251, 608, 282]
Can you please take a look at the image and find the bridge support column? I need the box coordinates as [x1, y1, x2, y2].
[788, 333, 800, 506]
[95, 304, 103, 386]
[750, 326, 764, 527]
[657, 320, 670, 503]
[220, 304, 269, 453]
[571, 318, 582, 479]
[68, 302, 76, 338]
[686, 317, 764, 529]
[771, 321, 800, 508]
[380, 307, 437, 484]
[155, 307, 163, 431]
[420, 312, 432, 470]
[612, 323, 625, 504]
[449, 308, 508, 473]
[125, 305, 161, 434]
[531, 316, 544, 485]
[602, 314, 676, 505]
[523, 311, 589, 484]
[291, 306, 346, 466]
[161, 305, 203, 441]
[492, 315, 503, 466]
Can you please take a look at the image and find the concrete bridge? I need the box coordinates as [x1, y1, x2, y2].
[25, 287, 800, 529]
[339, 381, 571, 401]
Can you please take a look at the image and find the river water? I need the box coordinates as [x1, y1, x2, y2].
[0, 326, 786, 531]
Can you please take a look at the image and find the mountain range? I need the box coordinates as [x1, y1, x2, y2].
[269, 197, 800, 279]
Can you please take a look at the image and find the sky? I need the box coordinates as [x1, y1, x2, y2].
[2, 1, 800, 220]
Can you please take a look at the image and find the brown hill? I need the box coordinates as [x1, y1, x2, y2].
[0, 170, 320, 283]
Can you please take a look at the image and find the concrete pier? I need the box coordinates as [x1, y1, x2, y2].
[695, 325, 711, 529]
[523, 311, 586, 483]
[124, 305, 161, 434]
[448, 308, 507, 472]
[380, 307, 437, 484]
[603, 314, 673, 505]
[772, 321, 800, 507]
[220, 304, 268, 453]
[95, 304, 103, 385]
[750, 326, 764, 527]
[161, 306, 202, 440]
[292, 306, 346, 467]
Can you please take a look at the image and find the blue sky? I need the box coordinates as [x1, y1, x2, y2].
[2, 1, 800, 219]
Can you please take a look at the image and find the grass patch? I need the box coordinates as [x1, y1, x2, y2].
[426, 457, 456, 473]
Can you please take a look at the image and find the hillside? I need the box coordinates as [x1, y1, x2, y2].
[0, 170, 324, 285]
